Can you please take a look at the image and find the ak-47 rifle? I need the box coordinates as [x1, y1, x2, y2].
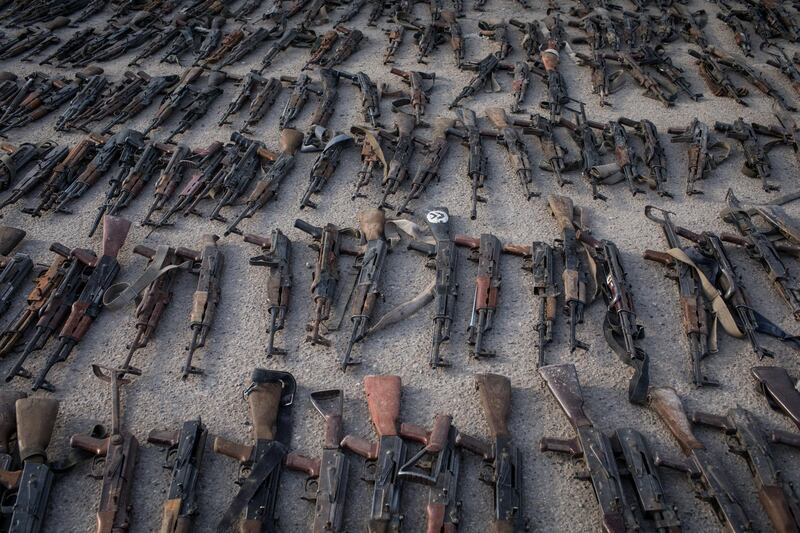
[708, 46, 796, 112]
[440, 10, 464, 67]
[225, 129, 302, 236]
[396, 117, 454, 215]
[244, 230, 292, 358]
[721, 190, 800, 320]
[109, 140, 166, 217]
[376, 207, 458, 368]
[301, 69, 340, 152]
[688, 48, 748, 106]
[0, 242, 70, 358]
[716, 118, 784, 191]
[456, 374, 526, 532]
[533, 39, 570, 122]
[148, 418, 208, 533]
[300, 131, 353, 210]
[764, 43, 800, 96]
[752, 366, 800, 430]
[213, 369, 297, 532]
[649, 387, 753, 532]
[0, 144, 68, 213]
[716, 0, 752, 57]
[350, 127, 384, 200]
[377, 113, 416, 210]
[258, 27, 315, 73]
[340, 375, 406, 532]
[164, 71, 228, 144]
[99, 74, 178, 135]
[302, 29, 339, 71]
[32, 216, 131, 392]
[578, 229, 650, 404]
[602, 51, 676, 107]
[643, 206, 715, 387]
[388, 68, 434, 126]
[70, 364, 139, 533]
[485, 107, 537, 199]
[449, 108, 488, 219]
[241, 78, 281, 134]
[478, 19, 512, 59]
[590, 119, 645, 196]
[573, 49, 623, 107]
[398, 413, 469, 532]
[341, 209, 389, 369]
[690, 407, 800, 531]
[140, 143, 199, 228]
[513, 113, 577, 188]
[449, 53, 511, 109]
[0, 141, 54, 191]
[668, 118, 730, 195]
[0, 396, 60, 533]
[540, 363, 680, 532]
[510, 61, 530, 113]
[143, 66, 203, 136]
[320, 26, 363, 68]
[219, 70, 262, 126]
[182, 234, 223, 379]
[548, 195, 589, 354]
[294, 219, 359, 346]
[107, 243, 200, 373]
[618, 117, 670, 197]
[560, 102, 606, 200]
[0, 226, 31, 317]
[206, 133, 270, 223]
[339, 70, 381, 128]
[287, 389, 350, 533]
[279, 73, 312, 129]
[383, 25, 404, 64]
[87, 130, 144, 238]
[454, 233, 507, 358]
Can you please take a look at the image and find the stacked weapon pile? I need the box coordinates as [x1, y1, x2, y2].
[0, 0, 798, 532]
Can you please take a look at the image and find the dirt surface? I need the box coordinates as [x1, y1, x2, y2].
[1, 0, 799, 532]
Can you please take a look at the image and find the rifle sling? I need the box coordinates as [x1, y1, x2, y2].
[103, 245, 192, 310]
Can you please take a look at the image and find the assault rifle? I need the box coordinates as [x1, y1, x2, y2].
[440, 10, 464, 67]
[0, 226, 30, 317]
[560, 102, 606, 200]
[690, 407, 800, 531]
[0, 242, 70, 358]
[376, 113, 416, 210]
[341, 375, 406, 531]
[398, 413, 469, 532]
[478, 19, 511, 59]
[0, 144, 68, 213]
[140, 143, 199, 228]
[579, 230, 650, 404]
[540, 363, 680, 532]
[288, 389, 350, 532]
[752, 366, 800, 430]
[668, 118, 730, 195]
[244, 230, 292, 357]
[383, 25, 404, 64]
[396, 118, 454, 215]
[279, 73, 312, 129]
[294, 219, 358, 346]
[484, 107, 537, 199]
[514, 114, 577, 188]
[70, 364, 139, 533]
[532, 41, 570, 122]
[0, 141, 55, 191]
[649, 387, 753, 531]
[350, 127, 384, 200]
[32, 216, 131, 392]
[456, 374, 526, 531]
[449, 108, 488, 220]
[548, 195, 589, 354]
[302, 29, 339, 71]
[764, 43, 800, 96]
[241, 78, 281, 134]
[618, 118, 670, 197]
[644, 206, 715, 386]
[220, 70, 263, 126]
[4, 244, 94, 384]
[225, 129, 302, 236]
[108, 244, 200, 373]
[0, 396, 60, 533]
[301, 69, 341, 152]
[109, 140, 166, 217]
[54, 73, 107, 131]
[143, 66, 203, 136]
[602, 51, 676, 107]
[510, 61, 530, 113]
[259, 28, 315, 73]
[716, 0, 752, 56]
[99, 74, 178, 135]
[320, 26, 363, 68]
[213, 369, 297, 532]
[341, 209, 389, 369]
[388, 68, 434, 125]
[300, 131, 352, 210]
[164, 71, 228, 144]
[449, 53, 511, 109]
[339, 71, 381, 128]
[708, 46, 796, 112]
[148, 418, 208, 533]
[453, 233, 510, 358]
[182, 234, 223, 379]
[688, 48, 748, 106]
[721, 190, 800, 320]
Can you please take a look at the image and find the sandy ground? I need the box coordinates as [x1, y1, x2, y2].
[0, 0, 799, 531]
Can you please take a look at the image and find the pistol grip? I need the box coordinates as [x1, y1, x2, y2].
[70, 434, 108, 456]
[539, 437, 582, 456]
[212, 436, 253, 463]
[340, 435, 378, 460]
[285, 452, 320, 477]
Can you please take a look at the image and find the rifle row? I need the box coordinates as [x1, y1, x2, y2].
[0, 362, 799, 532]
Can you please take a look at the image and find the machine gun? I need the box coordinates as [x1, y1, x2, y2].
[668, 118, 730, 195]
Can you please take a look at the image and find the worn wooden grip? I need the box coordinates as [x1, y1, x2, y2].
[547, 195, 574, 231]
[285, 452, 321, 477]
[212, 436, 253, 463]
[649, 387, 704, 454]
[16, 397, 59, 463]
[357, 208, 385, 242]
[340, 435, 378, 459]
[364, 375, 401, 437]
[475, 373, 511, 438]
[70, 434, 108, 456]
[248, 380, 283, 441]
